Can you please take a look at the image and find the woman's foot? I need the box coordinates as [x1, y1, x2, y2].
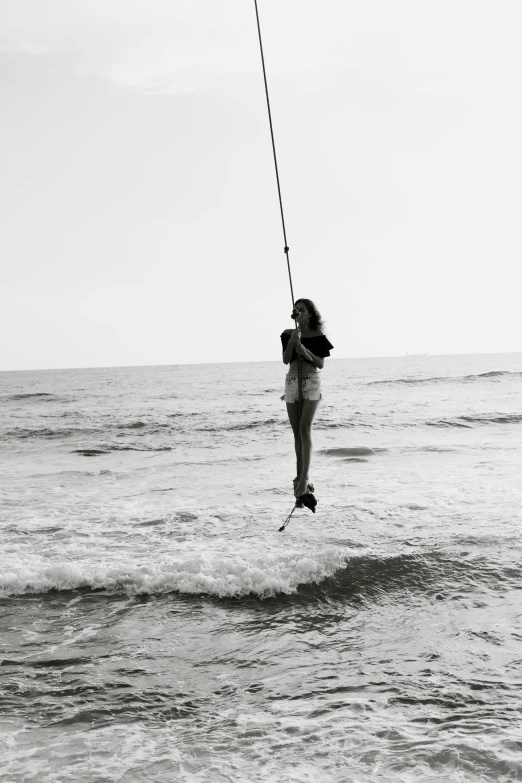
[294, 476, 310, 498]
[294, 476, 314, 496]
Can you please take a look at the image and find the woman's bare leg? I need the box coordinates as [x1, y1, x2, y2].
[286, 403, 300, 477]
[294, 399, 320, 497]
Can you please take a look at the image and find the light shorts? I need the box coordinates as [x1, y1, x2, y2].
[282, 372, 322, 403]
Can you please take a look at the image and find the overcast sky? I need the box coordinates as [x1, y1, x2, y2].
[1, 0, 521, 370]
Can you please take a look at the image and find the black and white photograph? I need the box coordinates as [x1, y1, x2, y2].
[1, 1, 521, 780]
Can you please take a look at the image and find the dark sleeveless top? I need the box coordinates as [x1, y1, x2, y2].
[280, 332, 334, 366]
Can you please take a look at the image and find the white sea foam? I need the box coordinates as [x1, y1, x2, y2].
[0, 549, 349, 599]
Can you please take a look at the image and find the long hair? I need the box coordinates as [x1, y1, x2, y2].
[294, 298, 325, 333]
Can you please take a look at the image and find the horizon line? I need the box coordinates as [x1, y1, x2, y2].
[1, 350, 521, 374]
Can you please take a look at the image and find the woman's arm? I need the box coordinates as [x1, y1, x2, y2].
[297, 345, 324, 369]
[282, 330, 299, 364]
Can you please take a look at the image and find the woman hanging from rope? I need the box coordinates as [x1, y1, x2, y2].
[281, 299, 334, 504]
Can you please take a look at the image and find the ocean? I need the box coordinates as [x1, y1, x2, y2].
[1, 353, 522, 782]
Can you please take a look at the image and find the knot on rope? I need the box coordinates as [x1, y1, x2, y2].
[279, 504, 296, 532]
[284, 246, 289, 253]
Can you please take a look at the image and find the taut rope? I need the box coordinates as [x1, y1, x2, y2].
[253, 0, 296, 315]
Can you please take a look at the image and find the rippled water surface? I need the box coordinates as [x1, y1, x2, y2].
[1, 354, 522, 782]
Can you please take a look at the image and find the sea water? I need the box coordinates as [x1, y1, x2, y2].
[1, 354, 522, 782]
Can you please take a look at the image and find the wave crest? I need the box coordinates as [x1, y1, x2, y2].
[1, 549, 515, 601]
[0, 551, 348, 599]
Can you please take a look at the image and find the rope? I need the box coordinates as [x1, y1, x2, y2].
[279, 503, 297, 532]
[253, 0, 296, 313]
[254, 0, 305, 531]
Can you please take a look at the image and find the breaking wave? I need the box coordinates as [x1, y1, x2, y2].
[1, 549, 516, 601]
